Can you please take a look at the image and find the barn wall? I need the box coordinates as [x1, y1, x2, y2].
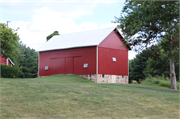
[39, 47, 96, 76]
[98, 30, 129, 51]
[98, 29, 129, 76]
[8, 60, 12, 66]
[98, 47, 128, 75]
[0, 56, 6, 65]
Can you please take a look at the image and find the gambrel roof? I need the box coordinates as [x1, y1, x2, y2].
[37, 26, 130, 52]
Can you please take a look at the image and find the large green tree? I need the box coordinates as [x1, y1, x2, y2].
[13, 41, 38, 78]
[0, 23, 19, 59]
[145, 39, 179, 80]
[46, 31, 60, 41]
[129, 50, 148, 83]
[13, 40, 26, 77]
[115, 1, 179, 89]
[21, 46, 38, 78]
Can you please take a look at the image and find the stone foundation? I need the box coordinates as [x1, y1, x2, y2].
[79, 74, 128, 84]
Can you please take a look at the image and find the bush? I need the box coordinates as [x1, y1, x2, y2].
[159, 81, 179, 89]
[1, 64, 19, 78]
[152, 79, 161, 84]
[159, 81, 171, 88]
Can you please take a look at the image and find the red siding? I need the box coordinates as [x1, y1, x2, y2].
[65, 57, 73, 74]
[98, 30, 128, 51]
[98, 47, 128, 75]
[0, 56, 12, 66]
[0, 56, 6, 65]
[98, 29, 129, 76]
[8, 60, 11, 66]
[39, 47, 96, 76]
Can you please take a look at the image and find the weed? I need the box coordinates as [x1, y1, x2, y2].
[75, 91, 81, 94]
[136, 114, 142, 118]
[24, 85, 30, 88]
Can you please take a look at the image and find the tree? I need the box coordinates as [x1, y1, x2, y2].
[129, 50, 148, 83]
[115, 1, 179, 89]
[0, 23, 19, 59]
[13, 41, 38, 78]
[13, 40, 26, 78]
[46, 31, 60, 41]
[21, 47, 38, 78]
[145, 39, 179, 80]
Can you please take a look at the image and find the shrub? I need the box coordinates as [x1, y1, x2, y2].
[159, 81, 179, 89]
[152, 79, 161, 84]
[1, 64, 19, 78]
[159, 81, 171, 88]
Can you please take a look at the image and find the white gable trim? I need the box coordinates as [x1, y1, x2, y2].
[7, 58, 15, 65]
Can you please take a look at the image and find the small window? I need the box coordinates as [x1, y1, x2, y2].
[122, 75, 124, 78]
[102, 74, 104, 78]
[90, 74, 91, 77]
[45, 66, 48, 70]
[83, 63, 88, 68]
[112, 57, 116, 62]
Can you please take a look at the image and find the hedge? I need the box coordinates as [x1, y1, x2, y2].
[1, 64, 19, 78]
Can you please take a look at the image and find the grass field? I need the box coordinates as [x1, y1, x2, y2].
[1, 75, 180, 118]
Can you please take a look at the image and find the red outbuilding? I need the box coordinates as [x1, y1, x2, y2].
[0, 55, 15, 66]
[37, 27, 131, 83]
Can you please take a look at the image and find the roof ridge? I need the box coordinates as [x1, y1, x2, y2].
[60, 26, 117, 36]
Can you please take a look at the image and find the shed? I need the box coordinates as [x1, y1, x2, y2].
[37, 27, 131, 83]
[0, 55, 15, 66]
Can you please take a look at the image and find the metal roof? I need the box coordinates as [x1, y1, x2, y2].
[37, 26, 117, 52]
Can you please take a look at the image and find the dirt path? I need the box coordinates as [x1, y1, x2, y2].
[114, 86, 180, 93]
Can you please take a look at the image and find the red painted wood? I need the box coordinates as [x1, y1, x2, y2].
[97, 29, 129, 76]
[65, 57, 73, 74]
[98, 47, 128, 75]
[0, 56, 6, 65]
[39, 47, 96, 76]
[0, 55, 12, 66]
[8, 60, 11, 66]
[39, 29, 129, 77]
[99, 30, 128, 51]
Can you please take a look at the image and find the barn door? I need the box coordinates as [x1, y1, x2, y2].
[65, 57, 74, 74]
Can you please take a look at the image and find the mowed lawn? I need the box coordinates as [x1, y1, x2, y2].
[1, 75, 179, 119]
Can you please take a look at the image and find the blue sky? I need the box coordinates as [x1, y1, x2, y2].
[1, 0, 137, 59]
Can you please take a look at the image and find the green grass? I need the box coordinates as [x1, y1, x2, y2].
[102, 82, 180, 92]
[1, 75, 180, 118]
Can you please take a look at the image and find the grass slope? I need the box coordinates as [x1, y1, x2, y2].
[1, 75, 180, 118]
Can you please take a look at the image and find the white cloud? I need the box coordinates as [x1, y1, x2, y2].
[5, 0, 129, 55]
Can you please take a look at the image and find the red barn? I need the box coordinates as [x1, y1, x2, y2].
[0, 55, 15, 66]
[37, 27, 131, 83]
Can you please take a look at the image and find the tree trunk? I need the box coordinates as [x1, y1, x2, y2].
[169, 37, 177, 90]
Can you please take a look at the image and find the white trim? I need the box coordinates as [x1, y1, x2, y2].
[7, 58, 15, 65]
[6, 59, 8, 65]
[96, 46, 98, 82]
[38, 52, 39, 77]
[128, 51, 129, 84]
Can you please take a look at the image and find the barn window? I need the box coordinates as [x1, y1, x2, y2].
[83, 63, 88, 68]
[45, 66, 48, 70]
[90, 74, 91, 77]
[112, 57, 116, 62]
[102, 74, 104, 78]
[122, 75, 124, 78]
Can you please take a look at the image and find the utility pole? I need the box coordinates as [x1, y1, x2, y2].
[7, 21, 10, 28]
